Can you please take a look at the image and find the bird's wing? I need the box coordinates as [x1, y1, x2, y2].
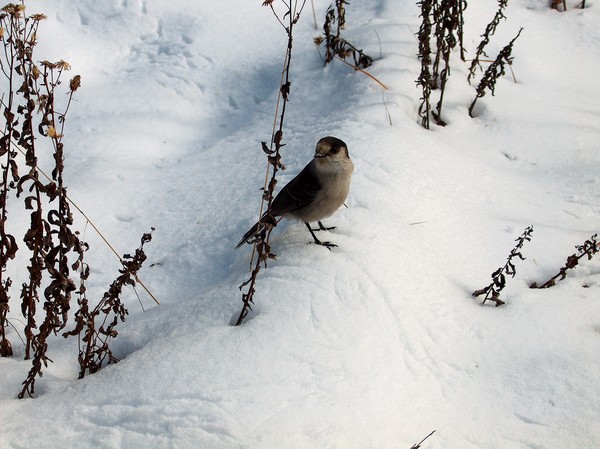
[270, 160, 321, 217]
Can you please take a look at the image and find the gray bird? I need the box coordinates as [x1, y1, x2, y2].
[236, 136, 353, 250]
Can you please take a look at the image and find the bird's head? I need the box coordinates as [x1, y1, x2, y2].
[314, 136, 350, 162]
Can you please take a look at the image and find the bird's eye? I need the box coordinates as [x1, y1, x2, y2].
[330, 146, 339, 154]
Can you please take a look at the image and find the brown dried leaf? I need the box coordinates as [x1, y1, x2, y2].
[69, 75, 81, 92]
[0, 338, 13, 357]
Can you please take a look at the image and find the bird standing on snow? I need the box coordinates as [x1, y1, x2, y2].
[236, 136, 353, 250]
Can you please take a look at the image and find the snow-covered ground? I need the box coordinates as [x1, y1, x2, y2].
[1, 0, 600, 448]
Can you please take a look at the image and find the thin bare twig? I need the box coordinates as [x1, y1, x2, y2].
[336, 56, 388, 89]
[410, 430, 436, 449]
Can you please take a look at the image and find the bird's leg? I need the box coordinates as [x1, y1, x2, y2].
[311, 221, 336, 232]
[305, 222, 337, 250]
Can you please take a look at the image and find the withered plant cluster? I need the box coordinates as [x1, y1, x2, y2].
[473, 229, 600, 306]
[0, 2, 153, 398]
[63, 230, 153, 379]
[416, 0, 466, 128]
[236, 0, 307, 326]
[416, 0, 526, 127]
[0, 4, 84, 379]
[314, 0, 373, 69]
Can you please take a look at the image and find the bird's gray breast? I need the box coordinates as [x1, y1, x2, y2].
[289, 160, 352, 223]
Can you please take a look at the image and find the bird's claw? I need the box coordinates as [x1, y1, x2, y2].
[312, 221, 336, 232]
[310, 240, 337, 250]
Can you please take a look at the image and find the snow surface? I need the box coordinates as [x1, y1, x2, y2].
[2, 0, 600, 448]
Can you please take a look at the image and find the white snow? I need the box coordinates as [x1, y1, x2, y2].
[1, 0, 600, 448]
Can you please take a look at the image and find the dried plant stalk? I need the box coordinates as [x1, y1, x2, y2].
[0, 4, 26, 358]
[431, 0, 462, 126]
[410, 430, 436, 449]
[468, 28, 522, 118]
[236, 1, 307, 326]
[473, 225, 533, 306]
[416, 0, 433, 129]
[467, 0, 509, 84]
[18, 59, 83, 398]
[530, 234, 599, 289]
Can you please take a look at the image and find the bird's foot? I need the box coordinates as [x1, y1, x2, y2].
[312, 221, 336, 232]
[305, 222, 337, 250]
[310, 237, 338, 251]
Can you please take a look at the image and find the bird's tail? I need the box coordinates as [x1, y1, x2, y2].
[236, 214, 279, 248]
[235, 221, 263, 248]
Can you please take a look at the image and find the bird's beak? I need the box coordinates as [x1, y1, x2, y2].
[314, 151, 325, 158]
